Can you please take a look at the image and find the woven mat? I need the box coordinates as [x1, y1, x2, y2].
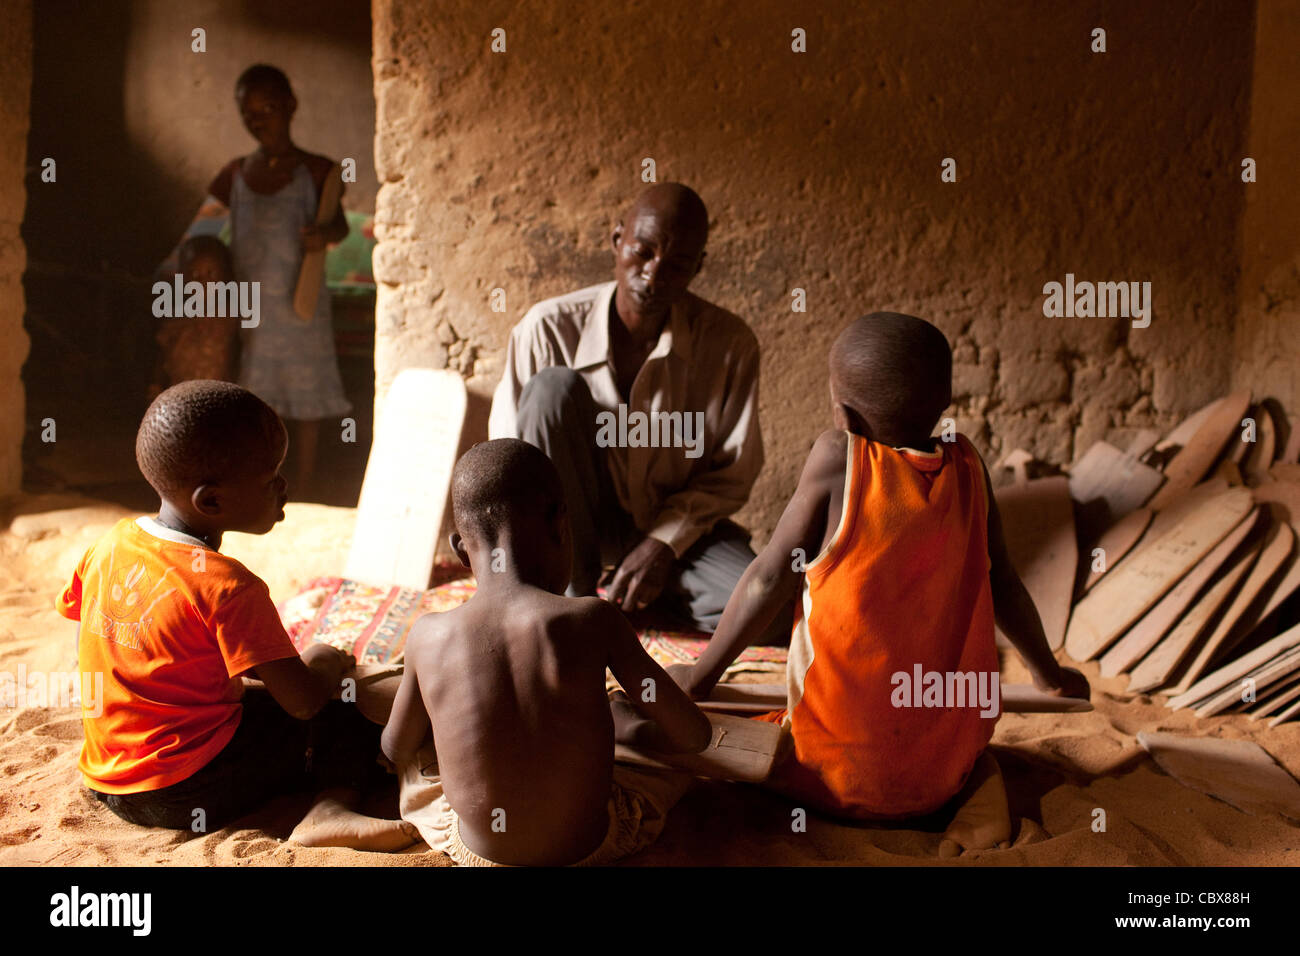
[280, 567, 786, 681]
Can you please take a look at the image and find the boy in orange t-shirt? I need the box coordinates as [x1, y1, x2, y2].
[57, 380, 413, 849]
[669, 313, 1088, 854]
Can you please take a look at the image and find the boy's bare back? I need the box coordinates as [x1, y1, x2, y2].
[383, 438, 711, 866]
[387, 588, 615, 865]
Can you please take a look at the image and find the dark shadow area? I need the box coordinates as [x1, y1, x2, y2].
[21, 0, 376, 509]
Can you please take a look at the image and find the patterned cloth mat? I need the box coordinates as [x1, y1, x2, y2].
[279, 566, 787, 680]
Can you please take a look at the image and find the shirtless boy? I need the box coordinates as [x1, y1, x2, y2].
[669, 313, 1089, 854]
[381, 439, 711, 866]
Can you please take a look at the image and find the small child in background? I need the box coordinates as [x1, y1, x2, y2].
[57, 381, 412, 849]
[202, 63, 351, 497]
[150, 237, 240, 398]
[669, 313, 1089, 855]
[375, 439, 711, 866]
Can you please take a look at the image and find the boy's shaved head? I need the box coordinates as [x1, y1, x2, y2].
[136, 381, 285, 495]
[235, 63, 293, 99]
[830, 313, 953, 445]
[452, 439, 565, 545]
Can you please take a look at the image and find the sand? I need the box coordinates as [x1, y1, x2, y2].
[3, 496, 1299, 867]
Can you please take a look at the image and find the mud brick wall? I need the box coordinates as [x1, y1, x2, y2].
[1233, 1, 1300, 416]
[380, 1, 1253, 538]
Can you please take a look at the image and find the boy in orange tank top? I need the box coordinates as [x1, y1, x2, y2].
[669, 313, 1088, 854]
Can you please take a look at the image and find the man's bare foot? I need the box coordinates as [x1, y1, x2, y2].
[938, 751, 1012, 858]
[289, 793, 420, 852]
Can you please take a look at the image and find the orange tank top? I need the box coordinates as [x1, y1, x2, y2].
[777, 432, 998, 819]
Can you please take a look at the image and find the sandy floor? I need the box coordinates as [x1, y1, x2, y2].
[2, 496, 1298, 866]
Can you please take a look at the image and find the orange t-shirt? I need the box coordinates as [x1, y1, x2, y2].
[55, 516, 298, 794]
[774, 432, 998, 819]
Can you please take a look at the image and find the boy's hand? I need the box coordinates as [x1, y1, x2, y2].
[1036, 665, 1090, 701]
[256, 646, 354, 722]
[609, 690, 650, 747]
[665, 663, 712, 700]
[302, 642, 354, 691]
[605, 605, 712, 754]
[331, 646, 357, 681]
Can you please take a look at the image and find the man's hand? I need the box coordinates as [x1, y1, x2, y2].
[606, 536, 676, 612]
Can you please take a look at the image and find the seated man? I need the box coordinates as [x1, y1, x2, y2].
[489, 183, 786, 641]
[382, 439, 711, 865]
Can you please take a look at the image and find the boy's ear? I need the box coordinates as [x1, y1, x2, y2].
[449, 532, 471, 570]
[191, 484, 222, 517]
[610, 221, 623, 255]
[833, 402, 871, 439]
